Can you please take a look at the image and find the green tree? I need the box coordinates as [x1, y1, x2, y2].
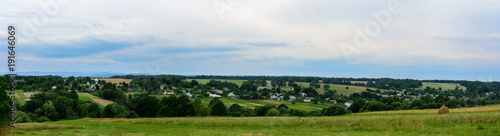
[210, 101, 227, 116]
[54, 96, 70, 119]
[323, 105, 346, 116]
[0, 76, 11, 129]
[228, 104, 243, 117]
[323, 85, 331, 91]
[348, 98, 365, 113]
[199, 106, 210, 116]
[42, 103, 59, 121]
[102, 104, 117, 118]
[266, 108, 279, 116]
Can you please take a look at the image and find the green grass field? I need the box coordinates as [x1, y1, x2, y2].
[186, 79, 253, 87]
[294, 82, 380, 95]
[186, 79, 374, 95]
[9, 105, 500, 136]
[420, 82, 467, 91]
[200, 98, 332, 111]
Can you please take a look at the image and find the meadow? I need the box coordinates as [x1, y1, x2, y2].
[420, 82, 467, 91]
[98, 78, 133, 86]
[9, 104, 500, 136]
[185, 79, 377, 95]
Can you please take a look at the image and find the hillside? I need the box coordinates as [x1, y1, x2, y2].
[10, 105, 500, 135]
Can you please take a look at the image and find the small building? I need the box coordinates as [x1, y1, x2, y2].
[303, 97, 314, 102]
[185, 93, 192, 98]
[270, 95, 278, 100]
[289, 96, 296, 101]
[329, 100, 337, 103]
[257, 86, 272, 91]
[209, 93, 221, 98]
[344, 102, 353, 108]
[213, 90, 224, 94]
[277, 96, 284, 101]
[51, 86, 57, 90]
[164, 90, 174, 95]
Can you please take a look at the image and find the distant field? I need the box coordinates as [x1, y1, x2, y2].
[80, 93, 114, 107]
[201, 98, 335, 111]
[295, 82, 378, 95]
[99, 78, 132, 86]
[10, 105, 500, 136]
[186, 79, 254, 87]
[186, 79, 373, 95]
[420, 82, 467, 91]
[351, 81, 368, 84]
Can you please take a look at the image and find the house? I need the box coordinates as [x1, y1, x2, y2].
[164, 90, 174, 95]
[277, 96, 284, 101]
[388, 89, 395, 92]
[344, 102, 353, 108]
[209, 93, 222, 98]
[381, 94, 390, 98]
[289, 96, 296, 101]
[397, 94, 402, 97]
[303, 97, 314, 102]
[301, 93, 307, 97]
[329, 100, 337, 103]
[185, 93, 192, 98]
[228, 92, 240, 99]
[213, 90, 224, 94]
[257, 86, 272, 91]
[51, 86, 57, 90]
[404, 98, 411, 103]
[270, 95, 278, 100]
[289, 87, 294, 91]
[448, 96, 456, 99]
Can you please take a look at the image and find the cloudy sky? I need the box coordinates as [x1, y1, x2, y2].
[1, 0, 499, 81]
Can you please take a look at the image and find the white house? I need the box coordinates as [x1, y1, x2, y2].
[164, 91, 174, 95]
[209, 93, 221, 98]
[213, 90, 224, 94]
[51, 86, 57, 90]
[289, 96, 296, 101]
[344, 102, 353, 108]
[185, 92, 192, 98]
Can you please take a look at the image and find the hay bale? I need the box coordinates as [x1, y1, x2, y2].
[438, 105, 449, 114]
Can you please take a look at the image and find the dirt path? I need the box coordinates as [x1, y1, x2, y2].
[262, 100, 284, 105]
[82, 93, 115, 106]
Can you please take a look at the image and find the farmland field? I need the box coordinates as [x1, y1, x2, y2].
[200, 98, 333, 111]
[294, 82, 379, 95]
[9, 105, 500, 136]
[420, 82, 467, 91]
[185, 79, 252, 87]
[98, 78, 132, 86]
[186, 79, 374, 95]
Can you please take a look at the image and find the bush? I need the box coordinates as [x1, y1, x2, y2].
[266, 109, 279, 116]
[323, 105, 346, 116]
[35, 116, 51, 122]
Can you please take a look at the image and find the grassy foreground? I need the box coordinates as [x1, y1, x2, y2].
[9, 105, 500, 136]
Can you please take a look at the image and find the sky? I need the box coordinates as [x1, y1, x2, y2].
[0, 0, 499, 81]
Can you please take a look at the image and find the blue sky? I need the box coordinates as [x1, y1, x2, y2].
[0, 0, 499, 81]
